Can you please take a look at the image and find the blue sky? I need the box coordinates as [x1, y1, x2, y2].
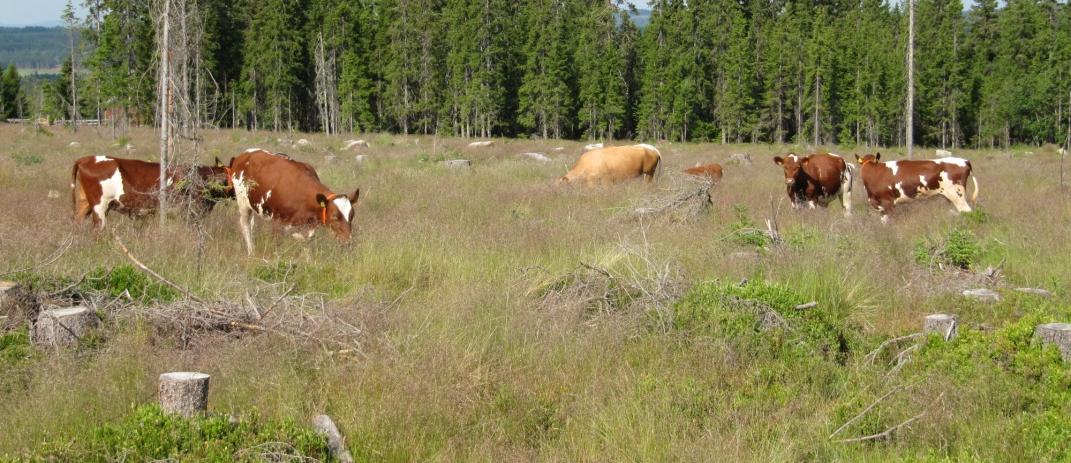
[2, 0, 86, 27]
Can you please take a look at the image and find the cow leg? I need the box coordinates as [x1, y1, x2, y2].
[239, 205, 255, 256]
[807, 200, 817, 209]
[878, 200, 895, 224]
[91, 198, 110, 229]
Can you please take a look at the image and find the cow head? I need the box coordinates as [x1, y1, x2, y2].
[316, 189, 361, 241]
[773, 153, 809, 186]
[855, 153, 881, 165]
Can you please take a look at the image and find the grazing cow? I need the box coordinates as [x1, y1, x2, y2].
[854, 153, 979, 223]
[71, 155, 229, 228]
[224, 149, 359, 255]
[560, 144, 662, 185]
[683, 162, 724, 182]
[772, 152, 853, 215]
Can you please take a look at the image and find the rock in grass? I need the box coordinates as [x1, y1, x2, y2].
[444, 159, 471, 169]
[923, 313, 957, 340]
[31, 306, 100, 349]
[583, 143, 603, 151]
[312, 415, 354, 463]
[1015, 288, 1053, 298]
[1035, 323, 1071, 361]
[354, 154, 368, 163]
[47, 189, 61, 199]
[520, 152, 551, 162]
[342, 139, 369, 150]
[68, 141, 80, 148]
[728, 153, 752, 165]
[295, 139, 312, 148]
[936, 149, 952, 157]
[962, 288, 1000, 302]
[467, 140, 494, 148]
[158, 372, 210, 417]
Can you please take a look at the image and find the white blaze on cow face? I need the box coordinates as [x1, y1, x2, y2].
[333, 196, 353, 222]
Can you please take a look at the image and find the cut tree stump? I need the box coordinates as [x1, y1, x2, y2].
[158, 372, 210, 417]
[312, 414, 354, 463]
[923, 314, 957, 340]
[1035, 323, 1071, 361]
[444, 159, 471, 169]
[31, 306, 100, 349]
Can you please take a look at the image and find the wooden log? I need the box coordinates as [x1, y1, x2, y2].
[923, 314, 957, 340]
[31, 306, 100, 349]
[312, 414, 354, 463]
[1034, 323, 1071, 361]
[158, 372, 210, 417]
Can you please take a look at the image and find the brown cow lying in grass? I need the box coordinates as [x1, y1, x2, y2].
[683, 162, 723, 182]
[71, 155, 230, 228]
[855, 153, 978, 223]
[559, 144, 662, 186]
[224, 149, 360, 255]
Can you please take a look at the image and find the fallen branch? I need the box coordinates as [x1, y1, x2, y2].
[864, 333, 923, 365]
[834, 412, 925, 444]
[829, 384, 911, 439]
[111, 230, 202, 302]
[795, 301, 818, 310]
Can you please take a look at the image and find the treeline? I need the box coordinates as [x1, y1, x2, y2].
[0, 27, 70, 69]
[56, 0, 1071, 147]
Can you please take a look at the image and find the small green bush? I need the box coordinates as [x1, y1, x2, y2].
[728, 205, 771, 248]
[36, 405, 330, 461]
[82, 265, 177, 302]
[10, 153, 43, 166]
[914, 227, 982, 270]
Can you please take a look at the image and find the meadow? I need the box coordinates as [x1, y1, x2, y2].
[1, 123, 1070, 461]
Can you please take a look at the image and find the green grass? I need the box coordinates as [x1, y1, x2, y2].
[1, 126, 1070, 460]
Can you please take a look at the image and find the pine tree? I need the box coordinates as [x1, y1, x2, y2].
[575, 0, 630, 140]
[239, 0, 308, 131]
[517, 0, 577, 139]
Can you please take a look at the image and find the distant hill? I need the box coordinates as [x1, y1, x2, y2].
[629, 9, 652, 29]
[0, 27, 68, 70]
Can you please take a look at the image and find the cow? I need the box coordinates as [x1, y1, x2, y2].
[772, 152, 853, 216]
[71, 155, 230, 228]
[559, 144, 662, 185]
[224, 149, 360, 255]
[854, 153, 979, 223]
[683, 162, 724, 182]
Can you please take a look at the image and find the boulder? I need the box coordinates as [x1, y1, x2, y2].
[68, 141, 80, 148]
[553, 147, 565, 152]
[31, 306, 100, 349]
[47, 190, 61, 199]
[312, 415, 354, 463]
[467, 141, 495, 148]
[583, 143, 604, 152]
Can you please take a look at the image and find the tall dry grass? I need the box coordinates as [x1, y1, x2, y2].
[1, 123, 1069, 460]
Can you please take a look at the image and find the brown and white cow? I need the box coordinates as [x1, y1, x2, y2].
[224, 149, 359, 255]
[559, 144, 662, 185]
[855, 153, 978, 223]
[772, 152, 853, 215]
[683, 162, 724, 182]
[71, 155, 229, 228]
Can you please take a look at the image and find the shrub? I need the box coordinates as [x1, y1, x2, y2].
[914, 227, 982, 270]
[82, 265, 177, 302]
[10, 153, 43, 166]
[728, 205, 771, 248]
[36, 405, 331, 461]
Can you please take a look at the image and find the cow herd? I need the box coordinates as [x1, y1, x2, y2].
[68, 143, 979, 254]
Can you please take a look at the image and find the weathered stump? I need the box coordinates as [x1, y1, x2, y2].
[444, 159, 472, 169]
[923, 313, 957, 340]
[312, 414, 354, 463]
[158, 372, 210, 417]
[31, 306, 100, 349]
[1035, 323, 1071, 361]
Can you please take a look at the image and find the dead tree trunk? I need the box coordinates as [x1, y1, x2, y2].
[906, 0, 915, 160]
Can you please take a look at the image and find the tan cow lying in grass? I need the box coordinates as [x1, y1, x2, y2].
[559, 144, 662, 185]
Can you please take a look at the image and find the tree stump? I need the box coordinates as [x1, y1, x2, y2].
[158, 372, 210, 417]
[1034, 323, 1071, 361]
[444, 159, 471, 169]
[923, 314, 957, 340]
[31, 306, 100, 349]
[312, 414, 354, 463]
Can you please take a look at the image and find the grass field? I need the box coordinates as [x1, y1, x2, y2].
[1, 124, 1070, 461]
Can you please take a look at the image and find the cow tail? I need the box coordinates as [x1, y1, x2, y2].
[71, 162, 81, 215]
[971, 175, 979, 204]
[651, 145, 664, 180]
[842, 162, 855, 190]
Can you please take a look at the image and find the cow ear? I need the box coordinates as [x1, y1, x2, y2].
[875, 152, 881, 161]
[855, 154, 862, 163]
[349, 188, 360, 204]
[214, 157, 224, 168]
[316, 193, 328, 208]
[773, 156, 783, 165]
